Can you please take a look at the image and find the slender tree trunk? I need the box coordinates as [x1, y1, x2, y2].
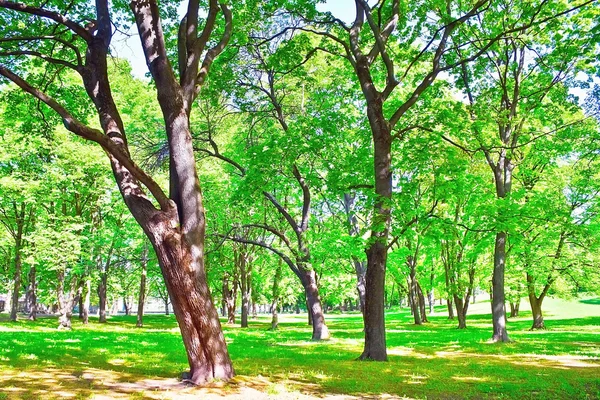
[359, 84, 391, 361]
[491, 232, 510, 342]
[417, 282, 428, 323]
[239, 251, 251, 328]
[299, 268, 329, 340]
[137, 242, 148, 327]
[344, 193, 367, 319]
[223, 276, 237, 325]
[409, 257, 422, 325]
[27, 265, 36, 321]
[98, 274, 108, 323]
[10, 223, 23, 322]
[269, 262, 282, 330]
[81, 278, 90, 324]
[164, 297, 170, 315]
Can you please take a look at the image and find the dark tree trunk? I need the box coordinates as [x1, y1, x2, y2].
[529, 297, 545, 330]
[136, 242, 148, 327]
[299, 268, 329, 340]
[27, 265, 37, 321]
[491, 232, 510, 342]
[357, 60, 392, 361]
[447, 298, 455, 319]
[455, 296, 467, 329]
[416, 282, 428, 323]
[306, 297, 313, 326]
[238, 248, 251, 328]
[509, 301, 520, 318]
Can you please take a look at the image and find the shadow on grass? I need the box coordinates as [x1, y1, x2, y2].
[1, 310, 599, 399]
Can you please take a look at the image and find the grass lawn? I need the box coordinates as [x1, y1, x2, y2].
[0, 297, 598, 399]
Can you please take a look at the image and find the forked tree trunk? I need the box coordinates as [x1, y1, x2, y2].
[299, 268, 329, 340]
[57, 270, 79, 330]
[455, 296, 467, 329]
[529, 297, 545, 330]
[223, 276, 237, 325]
[447, 298, 455, 319]
[491, 232, 509, 342]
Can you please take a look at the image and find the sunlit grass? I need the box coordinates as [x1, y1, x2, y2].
[0, 297, 598, 399]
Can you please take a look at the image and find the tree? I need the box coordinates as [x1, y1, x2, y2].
[0, 0, 234, 383]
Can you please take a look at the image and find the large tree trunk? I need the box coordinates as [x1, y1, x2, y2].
[529, 297, 545, 330]
[150, 234, 234, 383]
[454, 296, 467, 329]
[299, 268, 329, 340]
[491, 232, 510, 342]
[358, 64, 391, 361]
[136, 242, 148, 327]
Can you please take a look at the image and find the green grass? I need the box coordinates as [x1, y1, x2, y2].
[0, 297, 599, 399]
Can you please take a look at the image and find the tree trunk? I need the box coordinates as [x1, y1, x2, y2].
[239, 251, 251, 328]
[417, 282, 428, 323]
[299, 268, 329, 340]
[164, 297, 170, 315]
[10, 231, 23, 322]
[81, 278, 90, 324]
[223, 276, 237, 325]
[446, 298, 455, 319]
[269, 262, 282, 330]
[150, 235, 234, 383]
[136, 242, 148, 327]
[509, 301, 520, 318]
[358, 81, 391, 361]
[529, 296, 545, 330]
[491, 232, 510, 342]
[56, 270, 79, 330]
[27, 265, 37, 321]
[97, 274, 108, 323]
[409, 257, 422, 325]
[454, 296, 466, 329]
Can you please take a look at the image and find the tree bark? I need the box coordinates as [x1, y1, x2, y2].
[416, 281, 428, 323]
[81, 278, 90, 324]
[97, 272, 108, 323]
[27, 265, 37, 321]
[491, 232, 510, 342]
[269, 262, 282, 330]
[299, 268, 329, 340]
[9, 203, 25, 322]
[509, 301, 520, 318]
[137, 242, 148, 327]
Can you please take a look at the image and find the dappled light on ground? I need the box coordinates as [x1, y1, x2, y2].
[1, 297, 599, 399]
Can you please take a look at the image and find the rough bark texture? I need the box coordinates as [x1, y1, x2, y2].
[300, 268, 330, 340]
[359, 76, 391, 360]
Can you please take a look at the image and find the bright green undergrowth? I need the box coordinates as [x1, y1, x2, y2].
[0, 297, 599, 399]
